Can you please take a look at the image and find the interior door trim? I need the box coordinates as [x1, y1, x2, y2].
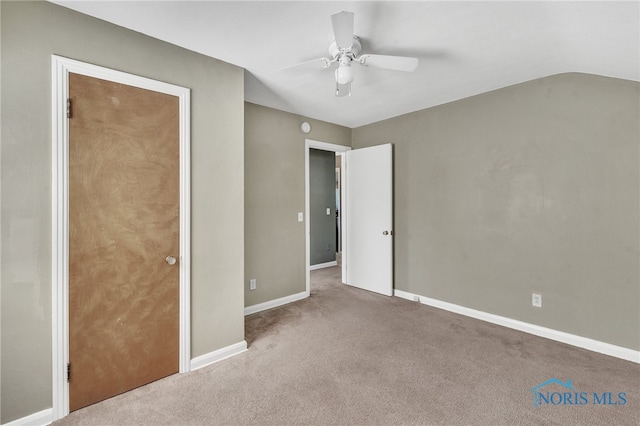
[51, 55, 191, 421]
[304, 139, 351, 296]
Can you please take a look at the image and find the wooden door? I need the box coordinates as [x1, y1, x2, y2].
[344, 144, 393, 296]
[68, 73, 180, 411]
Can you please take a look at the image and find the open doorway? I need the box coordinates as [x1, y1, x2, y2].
[335, 153, 342, 255]
[309, 148, 339, 270]
[304, 140, 351, 295]
[306, 142, 394, 297]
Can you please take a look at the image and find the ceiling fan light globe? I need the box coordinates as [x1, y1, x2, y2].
[335, 64, 354, 85]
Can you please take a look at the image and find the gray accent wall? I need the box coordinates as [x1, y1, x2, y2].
[1, 2, 245, 423]
[244, 103, 350, 308]
[310, 148, 337, 265]
[352, 73, 639, 351]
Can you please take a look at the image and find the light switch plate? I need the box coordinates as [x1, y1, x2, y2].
[298, 212, 303, 222]
[532, 293, 542, 308]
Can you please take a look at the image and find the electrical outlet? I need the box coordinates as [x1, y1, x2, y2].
[532, 293, 542, 308]
[250, 279, 256, 291]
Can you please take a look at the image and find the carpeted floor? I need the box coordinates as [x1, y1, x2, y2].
[54, 265, 639, 425]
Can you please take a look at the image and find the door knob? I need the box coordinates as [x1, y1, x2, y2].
[383, 231, 389, 235]
[166, 256, 177, 265]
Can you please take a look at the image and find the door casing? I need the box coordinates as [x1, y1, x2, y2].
[51, 55, 191, 421]
[305, 139, 351, 293]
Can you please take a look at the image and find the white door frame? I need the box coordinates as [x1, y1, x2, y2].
[51, 55, 191, 421]
[305, 139, 351, 294]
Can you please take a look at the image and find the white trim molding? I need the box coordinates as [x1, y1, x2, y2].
[190, 341, 248, 371]
[244, 291, 309, 316]
[1, 409, 53, 426]
[51, 55, 191, 421]
[305, 139, 351, 296]
[309, 261, 338, 271]
[394, 289, 640, 364]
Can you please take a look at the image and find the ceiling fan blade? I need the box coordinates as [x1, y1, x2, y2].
[336, 83, 351, 97]
[279, 57, 332, 72]
[358, 54, 419, 72]
[331, 11, 354, 49]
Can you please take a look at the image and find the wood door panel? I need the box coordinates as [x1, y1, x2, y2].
[69, 73, 179, 411]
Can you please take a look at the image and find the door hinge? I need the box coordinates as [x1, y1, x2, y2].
[67, 98, 72, 119]
[67, 362, 71, 383]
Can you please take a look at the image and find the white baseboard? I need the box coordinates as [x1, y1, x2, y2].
[190, 340, 248, 371]
[309, 261, 337, 271]
[394, 289, 640, 364]
[2, 408, 53, 426]
[6, 343, 248, 425]
[244, 290, 309, 316]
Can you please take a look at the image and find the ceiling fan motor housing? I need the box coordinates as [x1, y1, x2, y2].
[329, 35, 362, 60]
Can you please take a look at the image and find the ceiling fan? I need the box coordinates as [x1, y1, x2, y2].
[286, 11, 419, 97]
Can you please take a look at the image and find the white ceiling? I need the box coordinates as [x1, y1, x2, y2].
[52, 1, 639, 128]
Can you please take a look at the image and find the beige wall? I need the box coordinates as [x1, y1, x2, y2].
[353, 73, 640, 351]
[1, 2, 245, 423]
[244, 103, 350, 308]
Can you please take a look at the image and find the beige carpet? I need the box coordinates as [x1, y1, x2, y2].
[55, 265, 639, 425]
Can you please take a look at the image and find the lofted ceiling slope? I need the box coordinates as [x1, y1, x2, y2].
[52, 1, 639, 128]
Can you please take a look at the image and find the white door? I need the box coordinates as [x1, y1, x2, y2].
[344, 143, 393, 296]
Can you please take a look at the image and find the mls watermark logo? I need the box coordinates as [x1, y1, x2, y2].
[529, 378, 627, 408]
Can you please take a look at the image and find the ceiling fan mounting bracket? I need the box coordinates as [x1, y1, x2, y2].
[328, 36, 362, 61]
